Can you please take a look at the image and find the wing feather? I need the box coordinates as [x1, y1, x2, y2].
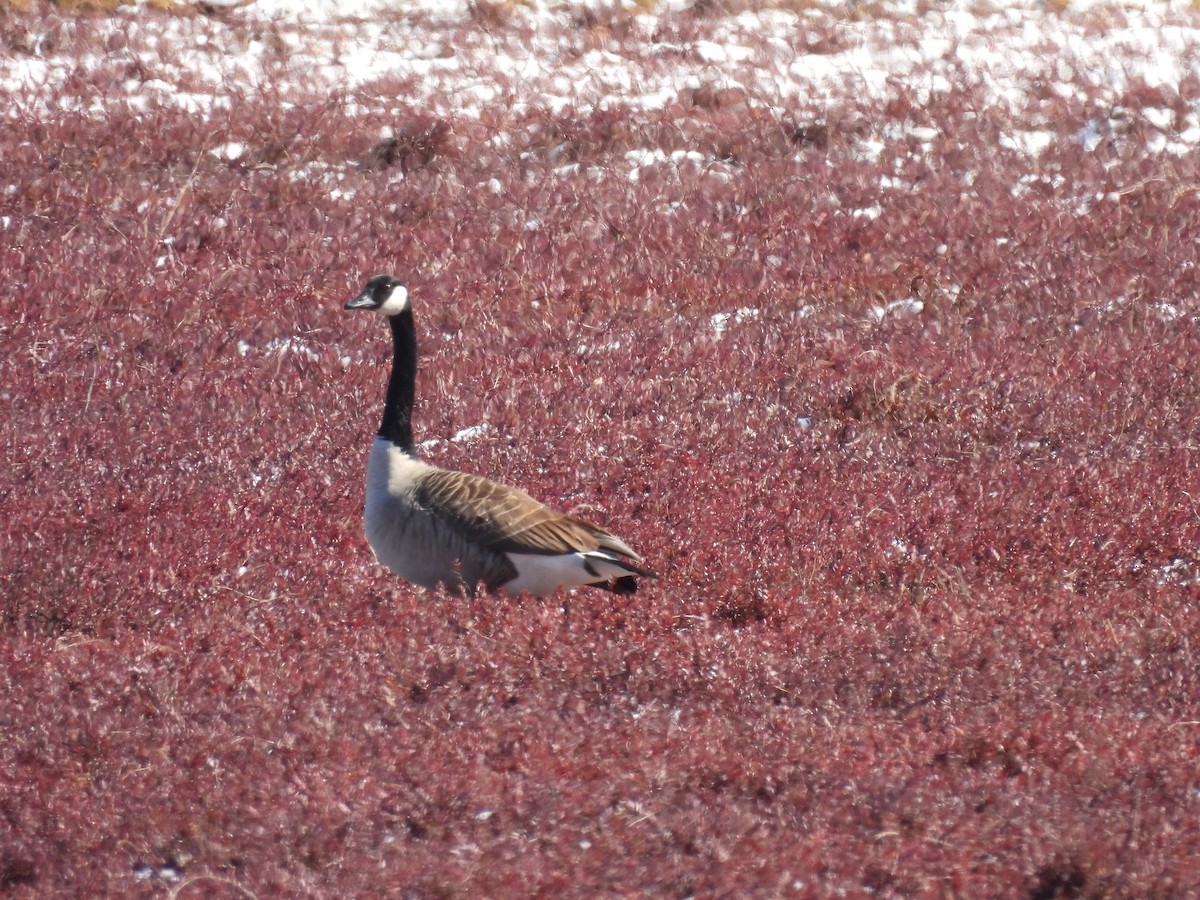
[414, 468, 643, 560]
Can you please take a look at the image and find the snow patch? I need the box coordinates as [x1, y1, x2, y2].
[238, 336, 320, 360]
[870, 298, 924, 322]
[212, 141, 246, 161]
[452, 423, 491, 443]
[710, 307, 760, 337]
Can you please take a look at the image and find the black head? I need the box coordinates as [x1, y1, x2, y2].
[344, 275, 410, 315]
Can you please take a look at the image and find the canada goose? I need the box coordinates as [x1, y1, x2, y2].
[344, 275, 654, 597]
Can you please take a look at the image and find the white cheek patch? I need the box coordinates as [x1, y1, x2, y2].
[378, 285, 410, 315]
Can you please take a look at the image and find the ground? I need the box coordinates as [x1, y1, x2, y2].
[2, 0, 1200, 895]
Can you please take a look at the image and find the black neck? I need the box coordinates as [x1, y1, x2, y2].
[379, 308, 417, 449]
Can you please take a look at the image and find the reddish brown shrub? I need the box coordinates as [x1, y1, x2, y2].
[2, 0, 1200, 895]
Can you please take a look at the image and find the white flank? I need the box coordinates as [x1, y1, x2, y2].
[503, 551, 633, 597]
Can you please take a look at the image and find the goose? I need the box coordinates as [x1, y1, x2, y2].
[344, 274, 654, 597]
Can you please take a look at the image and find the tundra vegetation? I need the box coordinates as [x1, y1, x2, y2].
[2, 0, 1199, 895]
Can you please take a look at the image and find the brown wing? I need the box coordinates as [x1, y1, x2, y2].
[414, 468, 642, 560]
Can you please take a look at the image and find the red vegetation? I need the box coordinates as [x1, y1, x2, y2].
[3, 1, 1200, 896]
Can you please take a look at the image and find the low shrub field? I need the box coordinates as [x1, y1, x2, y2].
[2, 0, 1199, 894]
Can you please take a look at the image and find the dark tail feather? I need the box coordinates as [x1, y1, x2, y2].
[590, 575, 641, 595]
[585, 550, 656, 594]
[613, 557, 656, 580]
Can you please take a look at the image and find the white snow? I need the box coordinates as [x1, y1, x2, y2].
[710, 307, 760, 337]
[212, 142, 246, 161]
[1157, 558, 1199, 587]
[2, 0, 1197, 364]
[2, 0, 1197, 168]
[999, 130, 1056, 157]
[415, 422, 491, 453]
[871, 298, 925, 322]
[237, 336, 320, 360]
[452, 424, 492, 444]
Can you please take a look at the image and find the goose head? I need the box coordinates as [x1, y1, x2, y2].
[345, 275, 410, 315]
